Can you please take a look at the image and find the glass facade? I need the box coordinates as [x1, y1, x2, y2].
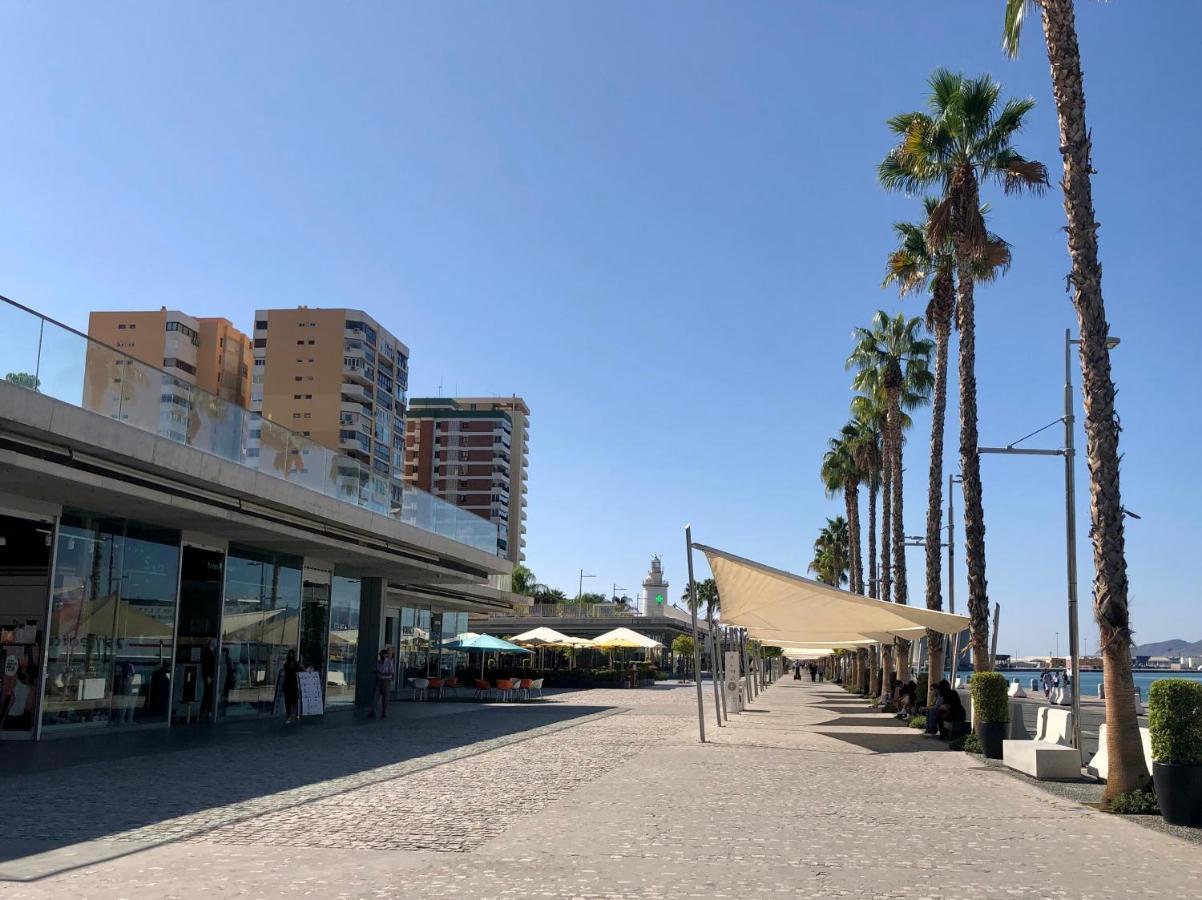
[395, 608, 468, 684]
[42, 513, 180, 731]
[220, 546, 302, 718]
[326, 576, 361, 707]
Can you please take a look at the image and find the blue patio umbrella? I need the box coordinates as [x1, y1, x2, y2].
[443, 633, 531, 679]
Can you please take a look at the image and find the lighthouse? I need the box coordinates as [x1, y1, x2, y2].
[640, 555, 669, 615]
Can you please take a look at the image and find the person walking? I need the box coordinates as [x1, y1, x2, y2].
[369, 648, 395, 719]
[283, 649, 301, 724]
[1040, 668, 1053, 700]
[793, 661, 802, 680]
[809, 664, 817, 683]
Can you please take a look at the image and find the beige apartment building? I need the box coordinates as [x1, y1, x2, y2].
[251, 307, 410, 510]
[404, 396, 529, 562]
[85, 309, 251, 441]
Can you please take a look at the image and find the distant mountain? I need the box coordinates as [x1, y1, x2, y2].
[1132, 639, 1202, 658]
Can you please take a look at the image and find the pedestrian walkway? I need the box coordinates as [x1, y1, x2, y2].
[4, 679, 1201, 897]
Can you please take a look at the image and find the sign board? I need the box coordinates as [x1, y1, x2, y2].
[723, 651, 743, 712]
[297, 670, 324, 717]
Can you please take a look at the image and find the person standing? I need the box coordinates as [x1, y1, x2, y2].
[1040, 668, 1053, 700]
[369, 648, 395, 719]
[793, 661, 802, 680]
[283, 649, 301, 724]
[809, 664, 817, 683]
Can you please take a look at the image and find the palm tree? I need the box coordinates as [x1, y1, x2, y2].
[821, 427, 864, 594]
[848, 413, 883, 599]
[851, 389, 892, 697]
[680, 578, 719, 619]
[808, 517, 849, 587]
[885, 198, 1010, 701]
[880, 69, 1047, 672]
[848, 312, 933, 682]
[1001, 0, 1148, 803]
[510, 563, 536, 595]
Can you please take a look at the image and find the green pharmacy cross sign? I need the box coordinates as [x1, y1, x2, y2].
[655, 593, 664, 605]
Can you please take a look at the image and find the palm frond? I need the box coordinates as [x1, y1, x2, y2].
[1002, 0, 1032, 59]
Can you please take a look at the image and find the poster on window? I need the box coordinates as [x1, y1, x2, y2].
[297, 670, 324, 717]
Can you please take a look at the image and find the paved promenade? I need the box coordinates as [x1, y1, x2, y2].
[3, 679, 1201, 898]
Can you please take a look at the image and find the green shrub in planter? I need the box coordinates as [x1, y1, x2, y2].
[960, 733, 982, 754]
[1149, 680, 1202, 765]
[1149, 679, 1202, 826]
[908, 715, 926, 729]
[969, 672, 1010, 724]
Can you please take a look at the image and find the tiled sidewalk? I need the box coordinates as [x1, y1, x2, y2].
[5, 679, 1202, 898]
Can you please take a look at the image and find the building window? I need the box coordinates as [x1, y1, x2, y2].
[254, 358, 265, 367]
[255, 320, 268, 330]
[163, 358, 197, 376]
[254, 338, 266, 349]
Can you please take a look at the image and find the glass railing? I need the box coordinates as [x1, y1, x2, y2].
[0, 296, 500, 557]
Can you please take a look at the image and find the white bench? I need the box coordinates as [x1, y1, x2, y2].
[1086, 724, 1153, 782]
[1002, 707, 1082, 781]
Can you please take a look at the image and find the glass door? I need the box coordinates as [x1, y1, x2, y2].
[382, 607, 400, 693]
[300, 580, 331, 686]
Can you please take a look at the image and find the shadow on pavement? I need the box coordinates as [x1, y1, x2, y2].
[814, 730, 950, 754]
[0, 702, 617, 880]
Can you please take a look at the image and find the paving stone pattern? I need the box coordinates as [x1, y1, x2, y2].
[7, 680, 1202, 898]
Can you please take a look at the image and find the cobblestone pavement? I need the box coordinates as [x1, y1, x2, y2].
[5, 680, 1202, 898]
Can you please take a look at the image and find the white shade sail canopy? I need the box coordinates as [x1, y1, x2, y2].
[697, 545, 968, 647]
[509, 627, 595, 648]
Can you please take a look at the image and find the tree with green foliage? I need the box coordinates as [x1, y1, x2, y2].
[808, 517, 849, 587]
[510, 563, 536, 595]
[1001, 0, 1147, 801]
[885, 197, 1009, 700]
[880, 68, 1047, 672]
[4, 372, 40, 390]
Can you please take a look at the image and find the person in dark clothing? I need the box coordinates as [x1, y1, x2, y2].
[283, 650, 301, 724]
[935, 683, 967, 738]
[793, 661, 802, 680]
[808, 664, 817, 682]
[895, 678, 918, 719]
[221, 648, 236, 710]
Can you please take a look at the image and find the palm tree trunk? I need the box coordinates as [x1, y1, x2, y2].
[889, 390, 911, 682]
[925, 297, 952, 705]
[952, 167, 991, 673]
[1038, 0, 1147, 798]
[845, 482, 863, 594]
[880, 442, 893, 610]
[866, 479, 878, 598]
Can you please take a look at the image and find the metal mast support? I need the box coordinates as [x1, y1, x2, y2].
[685, 525, 705, 743]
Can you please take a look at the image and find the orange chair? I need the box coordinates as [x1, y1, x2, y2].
[444, 677, 458, 697]
[495, 678, 514, 701]
[473, 679, 490, 700]
[518, 678, 533, 700]
[428, 677, 444, 699]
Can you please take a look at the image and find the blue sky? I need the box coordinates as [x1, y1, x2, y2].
[1, 2, 1196, 655]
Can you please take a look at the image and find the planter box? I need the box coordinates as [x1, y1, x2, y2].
[1153, 762, 1202, 827]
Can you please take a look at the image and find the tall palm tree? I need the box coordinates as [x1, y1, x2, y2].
[821, 427, 864, 594]
[848, 312, 933, 682]
[1001, 0, 1147, 803]
[885, 198, 1010, 700]
[848, 413, 883, 599]
[880, 69, 1047, 672]
[808, 517, 850, 587]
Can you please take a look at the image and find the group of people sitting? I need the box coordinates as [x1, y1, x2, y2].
[886, 677, 967, 738]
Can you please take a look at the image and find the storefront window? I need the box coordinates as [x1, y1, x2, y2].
[398, 607, 431, 683]
[220, 546, 301, 718]
[42, 512, 179, 731]
[326, 576, 360, 707]
[0, 514, 52, 736]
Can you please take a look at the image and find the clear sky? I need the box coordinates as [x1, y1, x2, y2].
[1, 2, 1197, 656]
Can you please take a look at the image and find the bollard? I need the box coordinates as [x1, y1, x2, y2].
[1097, 683, 1105, 699]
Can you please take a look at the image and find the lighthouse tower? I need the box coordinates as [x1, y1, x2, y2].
[640, 555, 670, 615]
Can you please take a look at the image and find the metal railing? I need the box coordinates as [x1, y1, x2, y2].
[0, 295, 500, 556]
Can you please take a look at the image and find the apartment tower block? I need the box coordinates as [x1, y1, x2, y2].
[404, 396, 529, 562]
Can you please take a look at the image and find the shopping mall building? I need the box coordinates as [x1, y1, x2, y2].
[0, 297, 521, 743]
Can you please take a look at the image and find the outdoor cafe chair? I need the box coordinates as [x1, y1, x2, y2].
[428, 677, 444, 699]
[494, 678, 514, 702]
[472, 679, 490, 700]
[443, 676, 458, 697]
[518, 678, 533, 700]
[412, 677, 429, 701]
[528, 678, 544, 699]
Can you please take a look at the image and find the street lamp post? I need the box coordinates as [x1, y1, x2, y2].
[578, 569, 595, 600]
[976, 328, 1119, 754]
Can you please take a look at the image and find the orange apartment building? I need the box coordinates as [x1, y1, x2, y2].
[84, 309, 251, 441]
[250, 307, 410, 509]
[404, 396, 529, 562]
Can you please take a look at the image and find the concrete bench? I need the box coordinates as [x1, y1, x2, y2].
[1003, 707, 1082, 781]
[1086, 724, 1153, 782]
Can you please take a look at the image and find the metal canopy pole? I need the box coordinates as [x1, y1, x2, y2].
[716, 625, 729, 722]
[705, 598, 723, 728]
[1063, 329, 1083, 754]
[684, 525, 706, 743]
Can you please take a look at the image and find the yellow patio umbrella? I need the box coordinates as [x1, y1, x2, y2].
[590, 627, 662, 649]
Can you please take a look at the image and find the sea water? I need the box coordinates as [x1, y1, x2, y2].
[955, 668, 1202, 698]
